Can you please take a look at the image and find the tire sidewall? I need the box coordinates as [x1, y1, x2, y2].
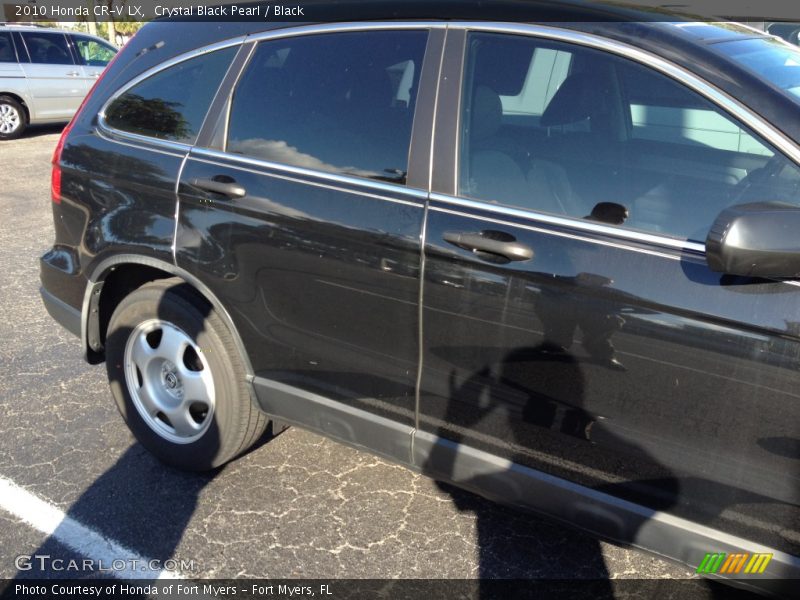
[106, 283, 244, 470]
[0, 96, 26, 140]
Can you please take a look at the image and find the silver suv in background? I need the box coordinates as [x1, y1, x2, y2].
[0, 24, 116, 139]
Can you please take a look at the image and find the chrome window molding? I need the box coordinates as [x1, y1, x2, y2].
[430, 204, 691, 262]
[191, 146, 429, 202]
[219, 43, 256, 150]
[446, 21, 800, 167]
[172, 152, 190, 266]
[414, 30, 448, 438]
[229, 23, 442, 194]
[96, 126, 189, 158]
[97, 35, 247, 144]
[97, 23, 444, 187]
[243, 20, 447, 44]
[430, 192, 707, 255]
[96, 22, 445, 143]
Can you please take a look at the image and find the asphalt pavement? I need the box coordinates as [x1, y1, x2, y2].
[0, 127, 704, 591]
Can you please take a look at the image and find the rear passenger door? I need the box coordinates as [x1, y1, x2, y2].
[176, 28, 442, 461]
[419, 28, 800, 556]
[18, 31, 84, 120]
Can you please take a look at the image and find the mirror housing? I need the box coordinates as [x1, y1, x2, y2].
[706, 202, 800, 278]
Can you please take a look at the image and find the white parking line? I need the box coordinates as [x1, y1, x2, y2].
[0, 476, 182, 579]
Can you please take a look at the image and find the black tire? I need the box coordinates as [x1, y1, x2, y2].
[106, 278, 267, 471]
[0, 96, 27, 140]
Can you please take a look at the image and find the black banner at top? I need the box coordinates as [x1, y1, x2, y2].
[1, 0, 800, 24]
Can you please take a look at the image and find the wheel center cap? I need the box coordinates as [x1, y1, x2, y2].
[160, 361, 182, 397]
[165, 372, 179, 389]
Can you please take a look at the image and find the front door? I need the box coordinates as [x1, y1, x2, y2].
[419, 29, 800, 557]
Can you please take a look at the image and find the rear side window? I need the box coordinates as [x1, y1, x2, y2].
[104, 46, 237, 144]
[21, 32, 73, 65]
[0, 33, 15, 63]
[72, 35, 116, 67]
[226, 30, 428, 185]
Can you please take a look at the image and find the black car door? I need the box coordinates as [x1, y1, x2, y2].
[176, 27, 444, 462]
[418, 27, 800, 562]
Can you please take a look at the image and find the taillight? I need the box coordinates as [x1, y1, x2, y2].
[51, 40, 126, 203]
[50, 122, 69, 204]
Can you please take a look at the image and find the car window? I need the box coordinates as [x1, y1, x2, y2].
[226, 30, 429, 185]
[104, 46, 238, 144]
[766, 22, 800, 46]
[459, 32, 800, 241]
[715, 36, 800, 101]
[73, 36, 116, 67]
[0, 32, 15, 63]
[21, 32, 73, 65]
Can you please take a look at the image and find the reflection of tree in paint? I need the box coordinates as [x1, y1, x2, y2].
[231, 138, 406, 184]
[107, 94, 192, 143]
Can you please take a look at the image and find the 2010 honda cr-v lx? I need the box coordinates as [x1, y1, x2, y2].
[38, 1, 800, 592]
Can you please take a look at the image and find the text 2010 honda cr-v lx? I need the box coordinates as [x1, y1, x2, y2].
[38, 1, 800, 593]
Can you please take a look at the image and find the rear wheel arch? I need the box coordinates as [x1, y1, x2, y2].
[84, 257, 254, 377]
[0, 94, 29, 139]
[105, 277, 268, 469]
[0, 92, 30, 120]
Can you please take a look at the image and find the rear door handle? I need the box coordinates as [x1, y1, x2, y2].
[443, 230, 534, 262]
[66, 71, 80, 77]
[189, 177, 246, 199]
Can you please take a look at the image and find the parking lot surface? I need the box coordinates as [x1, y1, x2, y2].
[0, 129, 699, 586]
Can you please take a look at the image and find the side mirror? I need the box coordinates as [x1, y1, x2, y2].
[706, 202, 800, 278]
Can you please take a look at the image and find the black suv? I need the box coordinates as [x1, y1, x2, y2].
[39, 1, 800, 591]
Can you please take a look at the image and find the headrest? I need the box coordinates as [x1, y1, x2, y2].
[348, 66, 393, 109]
[472, 38, 534, 96]
[541, 70, 607, 127]
[470, 85, 502, 141]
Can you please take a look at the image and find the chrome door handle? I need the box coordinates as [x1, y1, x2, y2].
[189, 177, 246, 199]
[443, 230, 534, 262]
[66, 71, 80, 77]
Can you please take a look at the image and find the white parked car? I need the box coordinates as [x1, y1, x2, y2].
[0, 25, 117, 139]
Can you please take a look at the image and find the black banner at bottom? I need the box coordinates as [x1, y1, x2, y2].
[0, 579, 767, 600]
